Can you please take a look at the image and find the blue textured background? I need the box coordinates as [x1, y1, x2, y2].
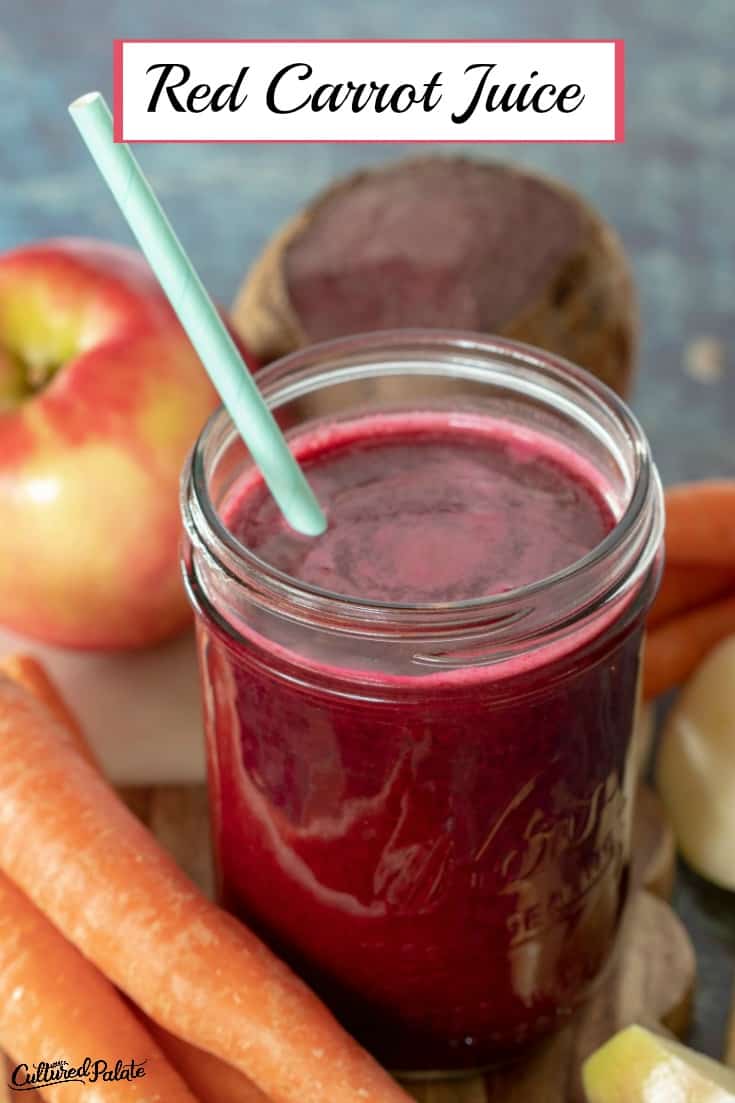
[1, 0, 733, 1062]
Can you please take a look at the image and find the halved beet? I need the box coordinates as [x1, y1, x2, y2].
[233, 157, 637, 396]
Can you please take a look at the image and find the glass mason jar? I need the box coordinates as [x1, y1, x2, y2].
[180, 331, 664, 1076]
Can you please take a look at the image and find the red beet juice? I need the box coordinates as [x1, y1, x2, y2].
[182, 333, 664, 1074]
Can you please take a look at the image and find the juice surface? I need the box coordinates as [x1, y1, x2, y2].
[226, 413, 614, 603]
[199, 412, 642, 1071]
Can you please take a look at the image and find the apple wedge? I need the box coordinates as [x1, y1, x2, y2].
[583, 1025, 735, 1102]
[657, 635, 735, 890]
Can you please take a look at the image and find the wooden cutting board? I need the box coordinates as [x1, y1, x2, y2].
[1, 784, 692, 1103]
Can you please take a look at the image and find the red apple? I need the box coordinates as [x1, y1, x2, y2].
[0, 238, 249, 650]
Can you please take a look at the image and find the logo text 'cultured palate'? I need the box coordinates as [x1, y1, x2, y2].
[115, 41, 623, 143]
[8, 1058, 147, 1092]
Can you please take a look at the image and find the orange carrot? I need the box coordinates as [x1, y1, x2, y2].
[664, 481, 735, 567]
[0, 674, 410, 1103]
[0, 1054, 41, 1102]
[0, 870, 199, 1103]
[144, 1020, 270, 1103]
[0, 654, 96, 766]
[1, 655, 266, 1103]
[644, 594, 735, 699]
[648, 564, 735, 629]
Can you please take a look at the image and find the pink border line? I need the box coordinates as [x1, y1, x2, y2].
[112, 38, 624, 145]
[614, 39, 625, 141]
[113, 39, 123, 141]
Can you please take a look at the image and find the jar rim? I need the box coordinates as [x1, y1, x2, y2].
[182, 329, 663, 643]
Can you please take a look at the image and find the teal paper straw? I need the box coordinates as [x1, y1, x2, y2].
[68, 92, 326, 537]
